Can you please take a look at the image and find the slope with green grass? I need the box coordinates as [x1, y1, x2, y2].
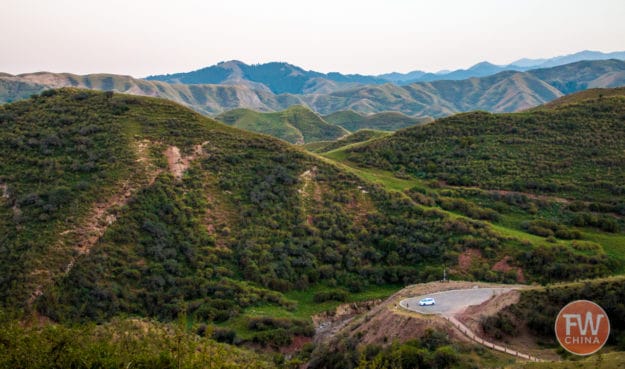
[216, 105, 349, 144]
[484, 277, 625, 357]
[3, 88, 625, 367]
[323, 89, 625, 281]
[304, 129, 391, 153]
[2, 89, 585, 351]
[344, 93, 625, 202]
[323, 110, 430, 131]
[531, 86, 625, 110]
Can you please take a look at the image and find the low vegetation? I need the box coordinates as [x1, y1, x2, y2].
[0, 313, 276, 368]
[304, 129, 391, 153]
[483, 278, 625, 353]
[216, 105, 348, 144]
[323, 110, 429, 132]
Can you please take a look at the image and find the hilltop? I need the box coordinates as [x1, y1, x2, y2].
[215, 105, 348, 144]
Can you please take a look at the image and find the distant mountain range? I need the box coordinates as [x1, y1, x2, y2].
[378, 50, 625, 84]
[147, 50, 625, 91]
[146, 60, 387, 94]
[2, 58, 625, 119]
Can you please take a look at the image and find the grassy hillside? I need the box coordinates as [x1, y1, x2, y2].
[216, 105, 349, 144]
[304, 129, 391, 153]
[321, 90, 625, 280]
[532, 87, 625, 110]
[0, 314, 276, 368]
[1, 88, 582, 347]
[485, 277, 625, 353]
[3, 88, 625, 367]
[323, 110, 430, 131]
[344, 93, 625, 203]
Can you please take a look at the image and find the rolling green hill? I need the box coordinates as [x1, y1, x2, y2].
[304, 129, 391, 153]
[3, 88, 625, 367]
[323, 110, 431, 131]
[531, 86, 625, 110]
[216, 105, 349, 144]
[344, 91, 625, 203]
[329, 89, 625, 279]
[0, 89, 574, 336]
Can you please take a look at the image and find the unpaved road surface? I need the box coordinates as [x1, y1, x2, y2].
[399, 287, 514, 316]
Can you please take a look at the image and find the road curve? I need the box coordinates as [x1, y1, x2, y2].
[399, 286, 544, 362]
[399, 287, 513, 316]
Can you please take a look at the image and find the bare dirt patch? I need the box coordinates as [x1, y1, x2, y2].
[492, 256, 526, 283]
[164, 142, 208, 179]
[298, 167, 320, 201]
[457, 248, 483, 271]
[280, 335, 313, 357]
[0, 182, 21, 218]
[298, 167, 322, 226]
[346, 187, 375, 227]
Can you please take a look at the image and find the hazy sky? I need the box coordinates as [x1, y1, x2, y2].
[2, 0, 624, 77]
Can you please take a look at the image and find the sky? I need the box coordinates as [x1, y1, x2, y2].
[2, 0, 624, 77]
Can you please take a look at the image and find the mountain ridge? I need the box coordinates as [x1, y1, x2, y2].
[2, 59, 625, 118]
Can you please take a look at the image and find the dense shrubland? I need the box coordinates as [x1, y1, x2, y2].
[309, 329, 492, 369]
[0, 312, 276, 368]
[0, 90, 536, 332]
[2, 89, 625, 367]
[346, 97, 625, 204]
[483, 278, 625, 350]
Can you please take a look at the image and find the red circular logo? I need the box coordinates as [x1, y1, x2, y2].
[555, 300, 610, 356]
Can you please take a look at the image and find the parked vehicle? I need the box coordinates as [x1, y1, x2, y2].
[419, 297, 436, 306]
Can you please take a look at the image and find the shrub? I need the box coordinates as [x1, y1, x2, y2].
[312, 290, 348, 303]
